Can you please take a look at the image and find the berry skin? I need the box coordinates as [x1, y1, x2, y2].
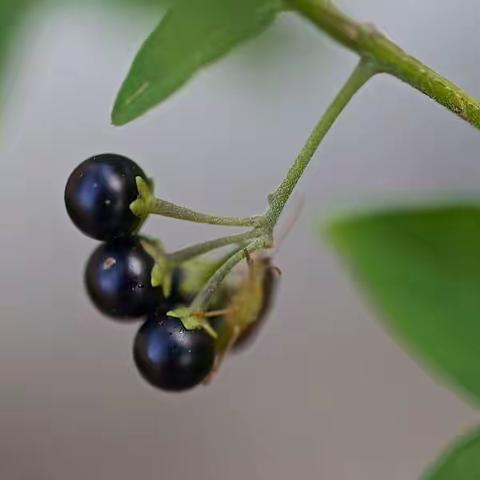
[133, 315, 216, 392]
[65, 153, 147, 241]
[85, 237, 164, 320]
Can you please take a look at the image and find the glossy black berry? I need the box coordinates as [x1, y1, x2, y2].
[133, 315, 216, 392]
[85, 237, 164, 320]
[65, 153, 147, 241]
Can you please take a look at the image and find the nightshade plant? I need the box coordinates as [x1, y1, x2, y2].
[55, 0, 480, 477]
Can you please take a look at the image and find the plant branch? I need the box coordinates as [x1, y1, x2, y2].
[291, 0, 480, 129]
[265, 59, 376, 226]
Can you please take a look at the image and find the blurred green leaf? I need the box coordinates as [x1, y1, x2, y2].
[0, 0, 33, 76]
[0, 0, 31, 47]
[326, 204, 480, 404]
[111, 0, 283, 126]
[423, 428, 480, 479]
[101, 0, 171, 8]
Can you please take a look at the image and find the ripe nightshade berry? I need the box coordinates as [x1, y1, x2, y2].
[65, 153, 147, 241]
[85, 237, 164, 320]
[133, 315, 216, 392]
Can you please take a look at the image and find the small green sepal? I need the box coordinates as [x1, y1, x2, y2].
[129, 176, 154, 219]
[140, 238, 173, 297]
[151, 261, 173, 297]
[167, 307, 218, 338]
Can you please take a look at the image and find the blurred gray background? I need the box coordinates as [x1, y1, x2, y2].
[2, 0, 480, 478]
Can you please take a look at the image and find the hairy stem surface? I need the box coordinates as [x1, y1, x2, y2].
[168, 231, 257, 264]
[148, 197, 260, 227]
[265, 59, 376, 227]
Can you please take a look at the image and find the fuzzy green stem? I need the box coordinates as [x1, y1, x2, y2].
[182, 61, 374, 316]
[189, 237, 268, 312]
[168, 231, 256, 264]
[148, 197, 261, 227]
[265, 59, 376, 226]
[291, 0, 480, 129]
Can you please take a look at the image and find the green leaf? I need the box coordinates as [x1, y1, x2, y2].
[0, 0, 34, 99]
[105, 0, 171, 7]
[0, 0, 32, 60]
[112, 0, 283, 125]
[423, 428, 480, 479]
[326, 203, 480, 404]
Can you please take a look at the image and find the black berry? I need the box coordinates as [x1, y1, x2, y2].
[85, 237, 164, 320]
[133, 315, 216, 392]
[65, 153, 147, 241]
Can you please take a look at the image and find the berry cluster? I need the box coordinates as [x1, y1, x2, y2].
[65, 154, 276, 392]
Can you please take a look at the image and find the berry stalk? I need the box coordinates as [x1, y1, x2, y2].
[131, 176, 261, 227]
[147, 197, 261, 227]
[189, 237, 270, 313]
[168, 230, 258, 264]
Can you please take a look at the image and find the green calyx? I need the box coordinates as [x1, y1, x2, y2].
[167, 306, 218, 338]
[130, 176, 154, 220]
[140, 237, 175, 298]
